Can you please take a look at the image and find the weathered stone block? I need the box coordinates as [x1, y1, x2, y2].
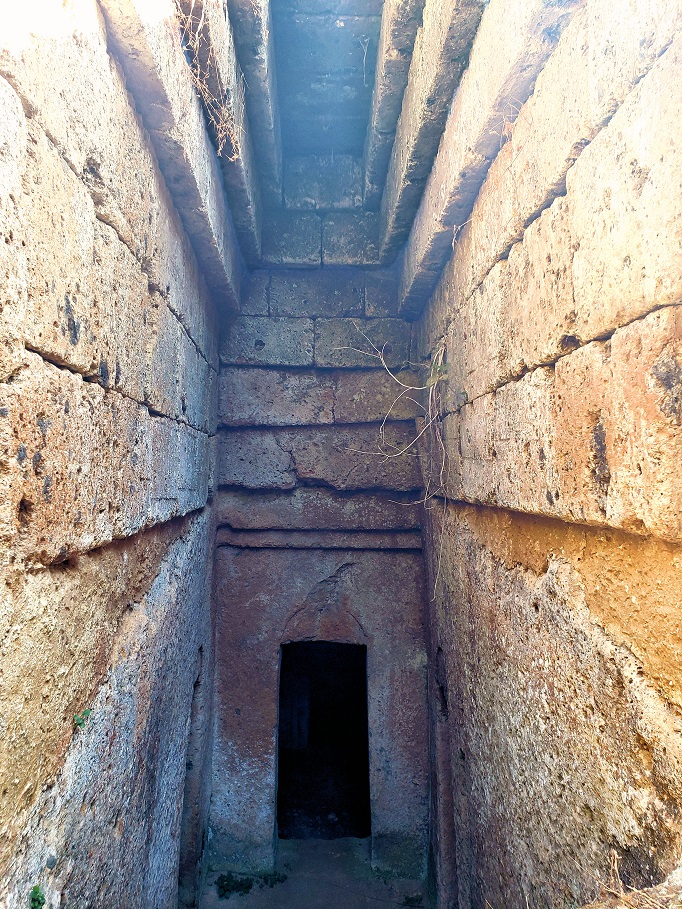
[333, 369, 421, 423]
[379, 0, 484, 260]
[218, 430, 297, 489]
[448, 0, 682, 310]
[270, 269, 364, 318]
[218, 424, 422, 491]
[1, 512, 212, 904]
[240, 270, 270, 316]
[0, 352, 209, 565]
[219, 369, 336, 426]
[260, 210, 321, 267]
[214, 488, 421, 531]
[423, 502, 682, 907]
[314, 318, 411, 368]
[363, 0, 424, 208]
[568, 35, 682, 343]
[322, 212, 380, 266]
[554, 306, 682, 541]
[441, 307, 682, 541]
[220, 316, 314, 366]
[284, 155, 363, 210]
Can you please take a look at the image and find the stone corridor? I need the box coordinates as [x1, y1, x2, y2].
[1, 1, 682, 908]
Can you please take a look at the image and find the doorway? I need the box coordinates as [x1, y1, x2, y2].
[277, 641, 371, 839]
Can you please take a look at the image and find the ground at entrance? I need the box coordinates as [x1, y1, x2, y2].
[200, 839, 429, 909]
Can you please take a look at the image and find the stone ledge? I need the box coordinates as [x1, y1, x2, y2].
[215, 528, 422, 549]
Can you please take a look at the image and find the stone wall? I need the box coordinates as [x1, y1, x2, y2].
[212, 265, 431, 878]
[413, 4, 682, 907]
[0, 3, 221, 906]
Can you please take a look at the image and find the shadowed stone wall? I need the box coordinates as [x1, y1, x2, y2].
[211, 264, 431, 878]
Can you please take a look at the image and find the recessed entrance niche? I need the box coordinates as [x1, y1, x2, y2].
[277, 641, 371, 839]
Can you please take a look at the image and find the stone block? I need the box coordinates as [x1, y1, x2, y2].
[220, 316, 315, 366]
[333, 369, 422, 423]
[436, 40, 682, 406]
[424, 502, 682, 907]
[260, 210, 321, 267]
[322, 212, 380, 266]
[363, 0, 424, 208]
[214, 488, 421, 530]
[284, 155, 363, 210]
[443, 307, 682, 541]
[1, 512, 212, 903]
[219, 369, 336, 426]
[218, 431, 297, 489]
[567, 35, 682, 343]
[218, 424, 422, 491]
[0, 351, 209, 566]
[269, 269, 364, 318]
[98, 0, 243, 306]
[364, 270, 399, 317]
[226, 0, 282, 203]
[314, 318, 411, 368]
[0, 120, 213, 429]
[554, 306, 682, 541]
[178, 0, 262, 263]
[240, 270, 270, 316]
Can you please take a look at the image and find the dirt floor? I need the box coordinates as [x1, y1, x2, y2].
[199, 838, 429, 909]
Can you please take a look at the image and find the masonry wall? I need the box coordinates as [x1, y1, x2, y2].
[413, 4, 682, 907]
[212, 266, 431, 879]
[0, 4, 221, 906]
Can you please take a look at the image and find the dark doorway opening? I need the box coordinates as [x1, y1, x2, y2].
[277, 641, 371, 839]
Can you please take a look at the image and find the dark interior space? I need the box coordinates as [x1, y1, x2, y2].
[277, 642, 371, 839]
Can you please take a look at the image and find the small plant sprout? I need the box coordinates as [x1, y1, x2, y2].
[73, 708, 92, 729]
[29, 885, 45, 909]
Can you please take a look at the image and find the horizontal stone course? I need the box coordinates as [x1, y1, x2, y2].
[214, 487, 421, 530]
[215, 528, 422, 549]
[219, 367, 420, 426]
[218, 423, 422, 491]
[0, 352, 209, 566]
[442, 306, 682, 542]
